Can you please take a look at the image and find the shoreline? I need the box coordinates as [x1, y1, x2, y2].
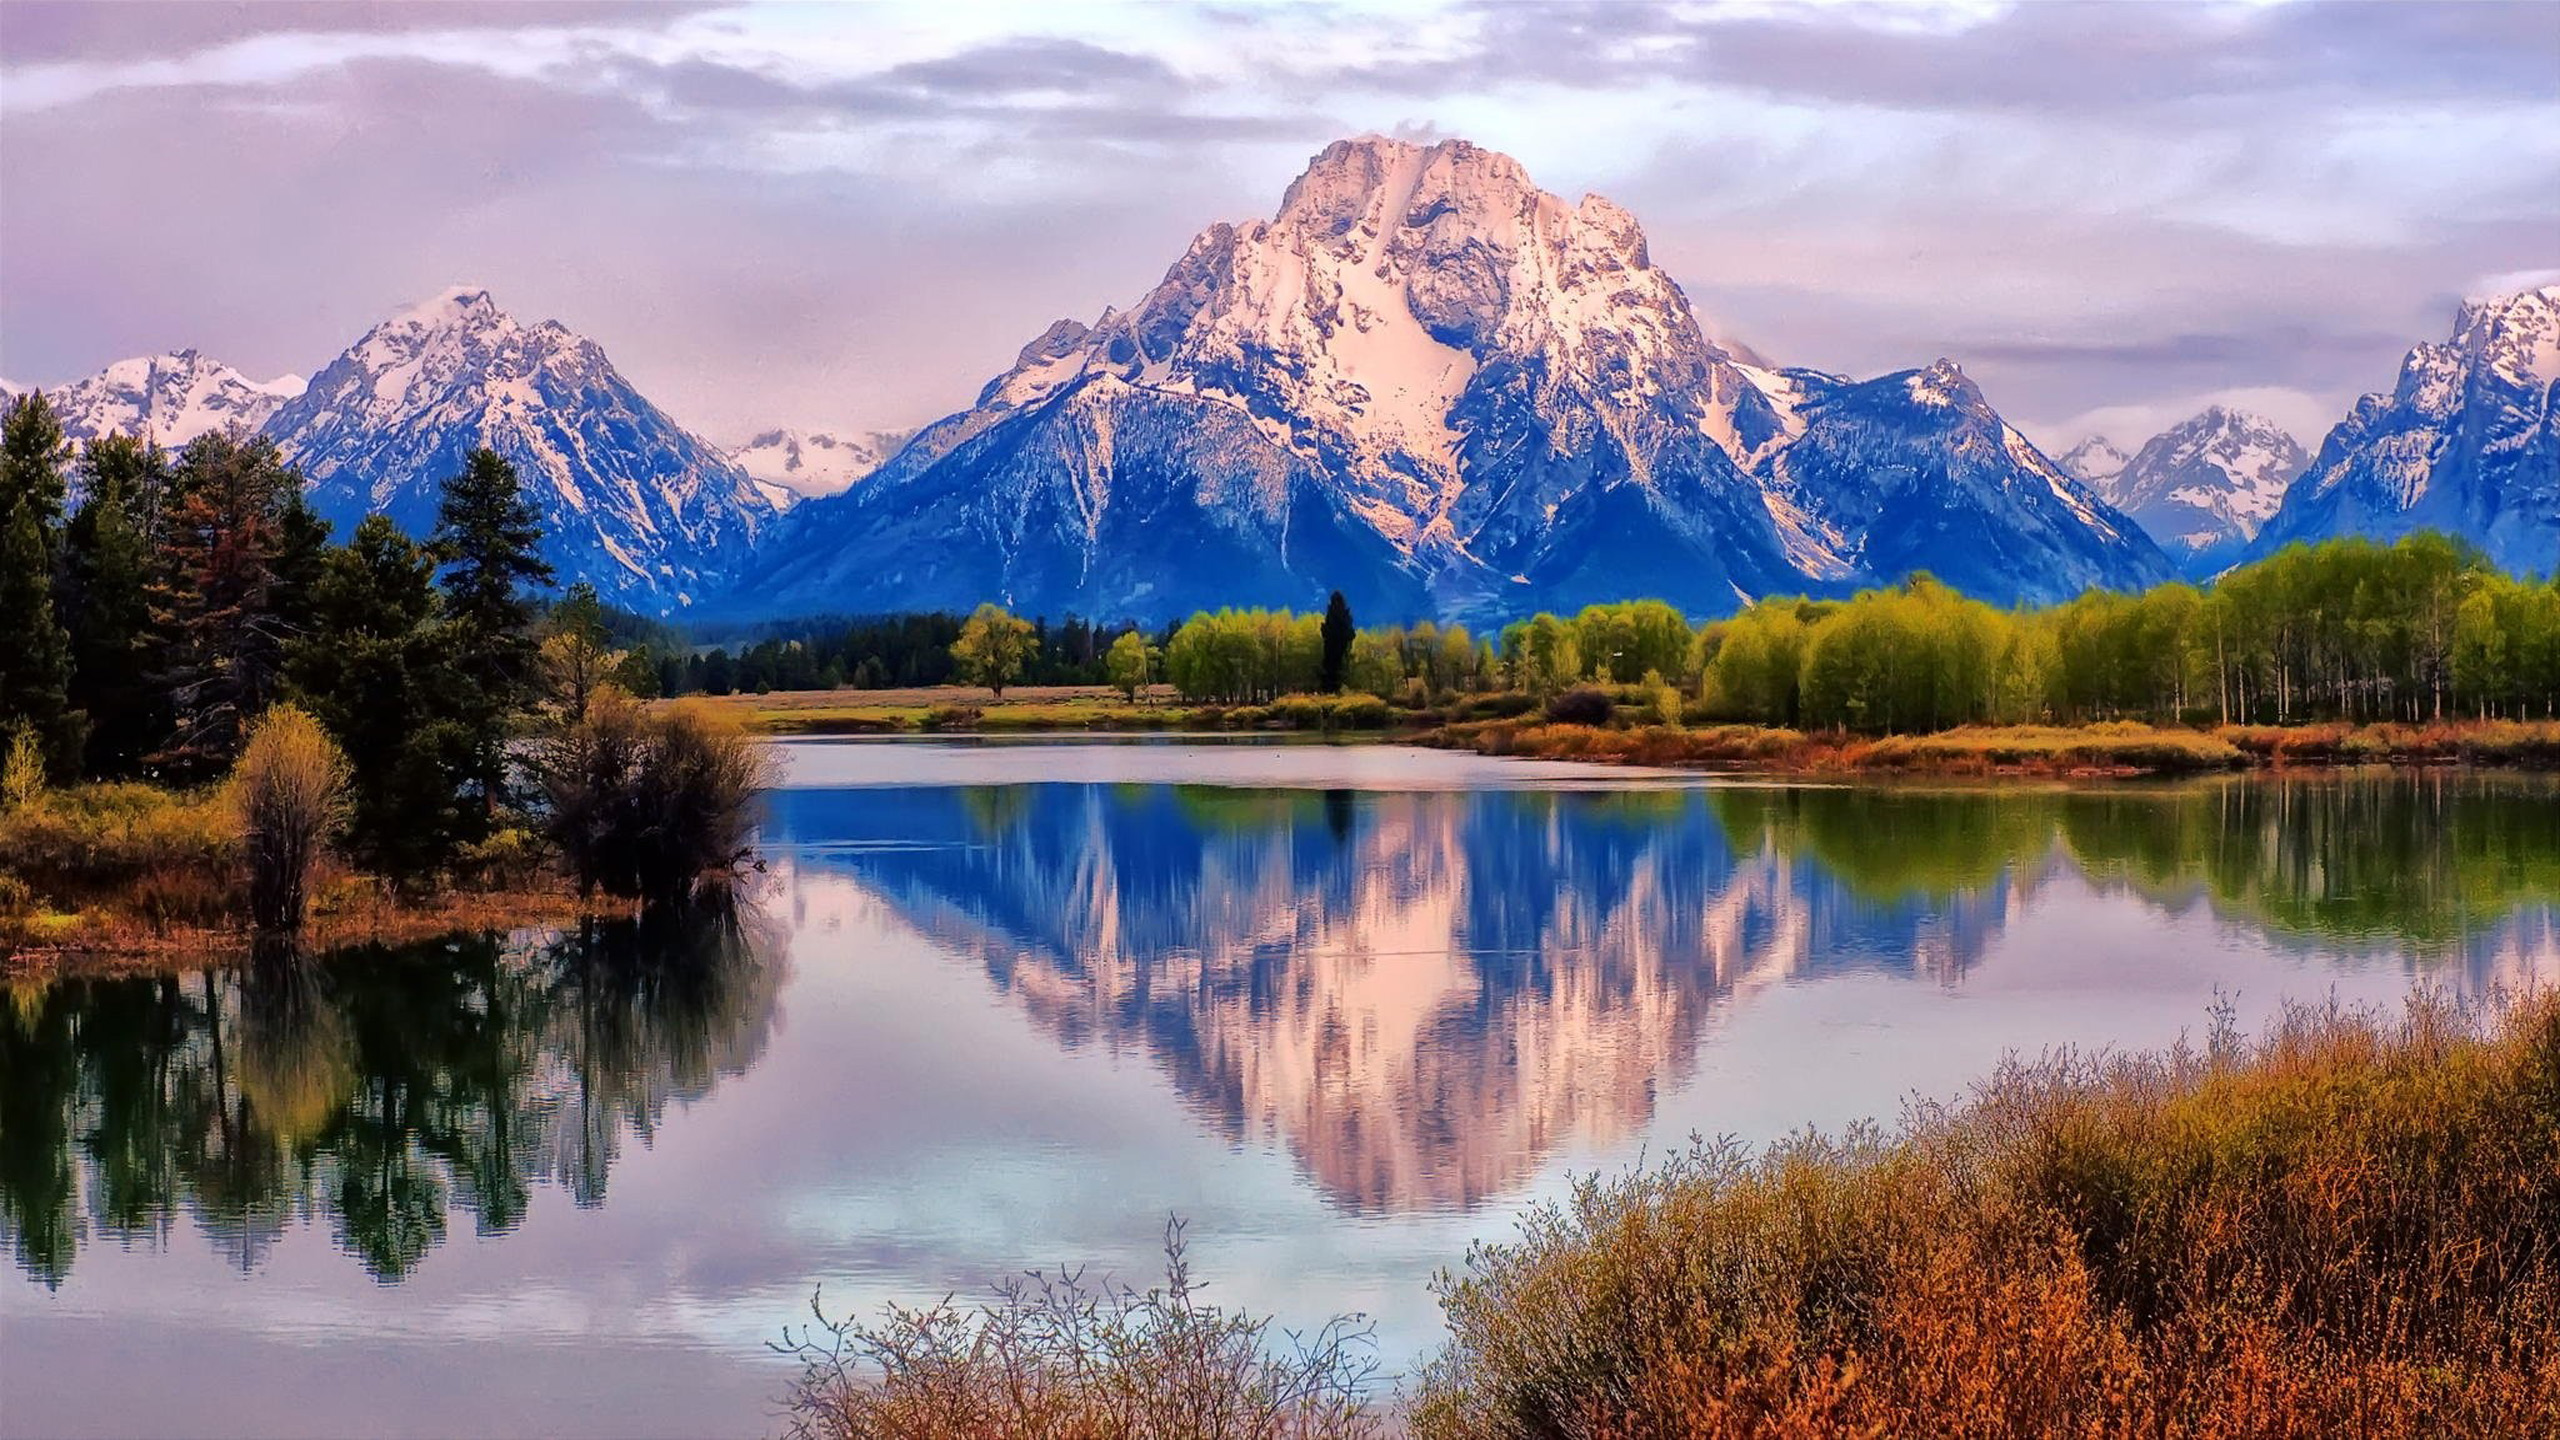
[3, 885, 622, 981]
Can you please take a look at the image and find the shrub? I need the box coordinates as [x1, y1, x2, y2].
[778, 1220, 1380, 1440]
[2, 723, 42, 811]
[1411, 993, 2560, 1438]
[232, 705, 351, 931]
[0, 782, 236, 900]
[537, 689, 775, 904]
[920, 704, 982, 732]
[1543, 686, 1616, 727]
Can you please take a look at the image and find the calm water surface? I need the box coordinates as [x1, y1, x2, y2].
[6, 740, 2556, 1437]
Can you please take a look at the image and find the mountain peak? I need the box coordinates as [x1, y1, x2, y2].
[39, 349, 305, 448]
[265, 291, 771, 610]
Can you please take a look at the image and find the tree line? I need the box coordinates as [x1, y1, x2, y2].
[0, 391, 761, 916]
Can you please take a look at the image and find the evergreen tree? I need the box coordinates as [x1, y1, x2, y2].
[0, 395, 80, 771]
[0, 392, 71, 530]
[1319, 591, 1354, 694]
[62, 440, 164, 776]
[150, 434, 303, 777]
[288, 515, 469, 886]
[0, 504, 80, 772]
[431, 449, 553, 818]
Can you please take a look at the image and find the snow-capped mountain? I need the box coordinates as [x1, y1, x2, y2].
[27, 349, 305, 448]
[2096, 407, 2307, 576]
[729, 427, 907, 509]
[2253, 286, 2559, 576]
[2057, 435, 2130, 489]
[262, 288, 774, 610]
[746, 135, 2164, 623]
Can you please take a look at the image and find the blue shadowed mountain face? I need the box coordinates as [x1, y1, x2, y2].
[2252, 286, 2560, 578]
[260, 287, 775, 612]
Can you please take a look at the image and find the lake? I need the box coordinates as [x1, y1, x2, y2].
[6, 740, 2556, 1438]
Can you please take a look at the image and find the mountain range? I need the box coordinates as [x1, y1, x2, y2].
[2059, 407, 2309, 577]
[745, 136, 2169, 622]
[10, 136, 2551, 615]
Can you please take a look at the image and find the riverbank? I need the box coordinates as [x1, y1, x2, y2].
[1427, 716, 2560, 775]
[687, 687, 2560, 774]
[0, 780, 613, 978]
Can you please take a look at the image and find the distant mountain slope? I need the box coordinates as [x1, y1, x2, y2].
[728, 427, 907, 509]
[2057, 435, 2130, 490]
[2252, 286, 2559, 576]
[2095, 407, 2307, 576]
[744, 135, 2165, 623]
[262, 288, 774, 610]
[33, 350, 305, 448]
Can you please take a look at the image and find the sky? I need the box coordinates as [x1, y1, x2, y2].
[3, 0, 2556, 453]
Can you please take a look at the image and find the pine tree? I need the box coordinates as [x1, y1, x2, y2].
[1319, 590, 1354, 694]
[432, 448, 553, 818]
[289, 514, 468, 886]
[0, 392, 71, 529]
[63, 439, 166, 776]
[0, 504, 80, 772]
[0, 395, 80, 772]
[150, 434, 303, 778]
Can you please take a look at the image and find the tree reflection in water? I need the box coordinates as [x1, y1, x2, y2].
[1, 902, 783, 1288]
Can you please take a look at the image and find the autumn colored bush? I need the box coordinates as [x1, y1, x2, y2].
[232, 704, 352, 931]
[1409, 992, 2560, 1438]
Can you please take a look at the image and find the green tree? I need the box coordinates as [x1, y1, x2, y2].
[1106, 629, 1154, 702]
[62, 440, 163, 776]
[432, 449, 553, 818]
[150, 434, 306, 777]
[0, 504, 79, 773]
[0, 392, 71, 530]
[950, 603, 1038, 696]
[0, 394, 79, 772]
[288, 515, 471, 886]
[1319, 590, 1354, 693]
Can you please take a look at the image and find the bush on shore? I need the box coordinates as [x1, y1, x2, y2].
[537, 688, 775, 904]
[1409, 992, 2560, 1438]
[233, 704, 351, 931]
[777, 1220, 1380, 1440]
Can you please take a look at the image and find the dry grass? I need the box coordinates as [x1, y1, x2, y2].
[1410, 992, 2560, 1438]
[2219, 719, 2560, 767]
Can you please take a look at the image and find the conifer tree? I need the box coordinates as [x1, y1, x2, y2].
[289, 514, 468, 885]
[0, 395, 80, 771]
[150, 434, 304, 777]
[63, 438, 166, 776]
[1319, 591, 1354, 694]
[432, 449, 552, 818]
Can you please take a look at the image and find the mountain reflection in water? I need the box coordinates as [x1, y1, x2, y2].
[2, 904, 782, 1289]
[764, 771, 2560, 1215]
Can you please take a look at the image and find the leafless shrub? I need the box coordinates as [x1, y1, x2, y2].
[777, 1218, 1381, 1439]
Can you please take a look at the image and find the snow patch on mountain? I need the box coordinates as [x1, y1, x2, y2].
[2057, 435, 2131, 491]
[730, 427, 909, 508]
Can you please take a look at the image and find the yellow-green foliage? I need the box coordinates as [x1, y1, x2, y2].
[0, 781, 237, 895]
[233, 703, 352, 930]
[1412, 993, 2560, 1438]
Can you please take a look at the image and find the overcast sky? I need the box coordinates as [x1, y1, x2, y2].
[4, 0, 2556, 452]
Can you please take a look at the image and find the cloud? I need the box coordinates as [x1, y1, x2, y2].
[1312, 0, 2560, 113]
[0, 0, 729, 67]
[0, 0, 2550, 459]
